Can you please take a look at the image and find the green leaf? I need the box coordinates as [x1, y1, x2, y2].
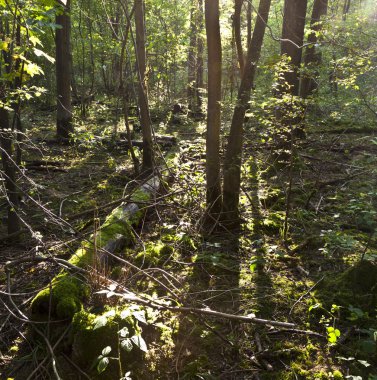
[33, 48, 55, 63]
[133, 310, 147, 324]
[327, 327, 341, 343]
[120, 309, 131, 319]
[131, 335, 148, 352]
[97, 357, 109, 374]
[121, 338, 133, 352]
[120, 371, 132, 380]
[101, 346, 111, 356]
[308, 303, 321, 312]
[357, 360, 371, 367]
[93, 316, 108, 330]
[118, 327, 129, 338]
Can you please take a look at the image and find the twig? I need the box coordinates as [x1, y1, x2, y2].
[266, 328, 326, 339]
[255, 332, 273, 371]
[289, 276, 324, 316]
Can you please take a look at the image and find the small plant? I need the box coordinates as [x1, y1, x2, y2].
[309, 303, 342, 344]
[92, 292, 149, 378]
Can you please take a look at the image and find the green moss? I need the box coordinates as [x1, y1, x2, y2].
[72, 308, 143, 378]
[31, 273, 88, 320]
[131, 189, 151, 203]
[318, 260, 377, 311]
[111, 266, 123, 280]
[135, 242, 174, 266]
[262, 211, 285, 234]
[333, 370, 344, 379]
[32, 202, 138, 320]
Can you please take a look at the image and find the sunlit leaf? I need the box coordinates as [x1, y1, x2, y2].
[131, 335, 148, 352]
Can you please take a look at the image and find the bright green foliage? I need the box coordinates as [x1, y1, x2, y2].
[31, 272, 88, 319]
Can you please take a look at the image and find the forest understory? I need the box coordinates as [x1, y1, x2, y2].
[0, 102, 376, 380]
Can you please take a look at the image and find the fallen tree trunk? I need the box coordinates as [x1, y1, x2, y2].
[31, 175, 161, 320]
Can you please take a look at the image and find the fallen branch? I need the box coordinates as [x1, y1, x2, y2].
[117, 292, 296, 328]
[25, 165, 68, 173]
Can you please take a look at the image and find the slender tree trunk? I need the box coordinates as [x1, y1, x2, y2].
[196, 0, 204, 111]
[0, 106, 20, 235]
[187, 1, 197, 113]
[247, 0, 252, 48]
[300, 0, 328, 98]
[280, 0, 308, 96]
[342, 0, 351, 19]
[0, 19, 20, 235]
[222, 0, 271, 224]
[135, 0, 154, 172]
[13, 21, 23, 166]
[56, 0, 73, 139]
[205, 0, 222, 217]
[234, 0, 245, 75]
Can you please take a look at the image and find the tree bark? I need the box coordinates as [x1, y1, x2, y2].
[0, 106, 20, 235]
[300, 0, 328, 98]
[280, 0, 308, 96]
[56, 0, 73, 139]
[342, 0, 351, 20]
[205, 0, 222, 217]
[196, 0, 204, 111]
[187, 1, 197, 113]
[234, 0, 245, 75]
[247, 0, 252, 48]
[135, 0, 154, 172]
[222, 0, 271, 224]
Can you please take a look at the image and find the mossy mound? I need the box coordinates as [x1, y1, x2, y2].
[31, 273, 89, 320]
[72, 308, 144, 378]
[317, 260, 377, 312]
[135, 242, 174, 267]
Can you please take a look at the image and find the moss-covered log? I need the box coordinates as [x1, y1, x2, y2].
[31, 176, 161, 320]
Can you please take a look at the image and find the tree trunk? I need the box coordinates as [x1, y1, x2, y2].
[135, 0, 154, 172]
[280, 0, 308, 96]
[56, 0, 73, 139]
[196, 0, 204, 111]
[342, 0, 351, 20]
[205, 0, 222, 217]
[0, 106, 20, 235]
[222, 0, 271, 224]
[234, 0, 245, 75]
[247, 0, 252, 48]
[187, 1, 197, 113]
[300, 0, 328, 98]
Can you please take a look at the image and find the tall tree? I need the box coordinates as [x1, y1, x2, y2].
[222, 0, 271, 224]
[0, 18, 20, 235]
[280, 0, 308, 96]
[300, 0, 328, 98]
[196, 0, 204, 111]
[0, 101, 20, 235]
[205, 0, 222, 217]
[187, 1, 197, 113]
[56, 0, 73, 139]
[135, 0, 154, 172]
[234, 0, 245, 75]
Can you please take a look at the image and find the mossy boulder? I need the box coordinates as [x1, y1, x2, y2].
[317, 260, 377, 312]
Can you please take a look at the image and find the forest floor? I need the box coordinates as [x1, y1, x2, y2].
[0, 102, 377, 380]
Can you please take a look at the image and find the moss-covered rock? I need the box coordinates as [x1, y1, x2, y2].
[317, 260, 377, 312]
